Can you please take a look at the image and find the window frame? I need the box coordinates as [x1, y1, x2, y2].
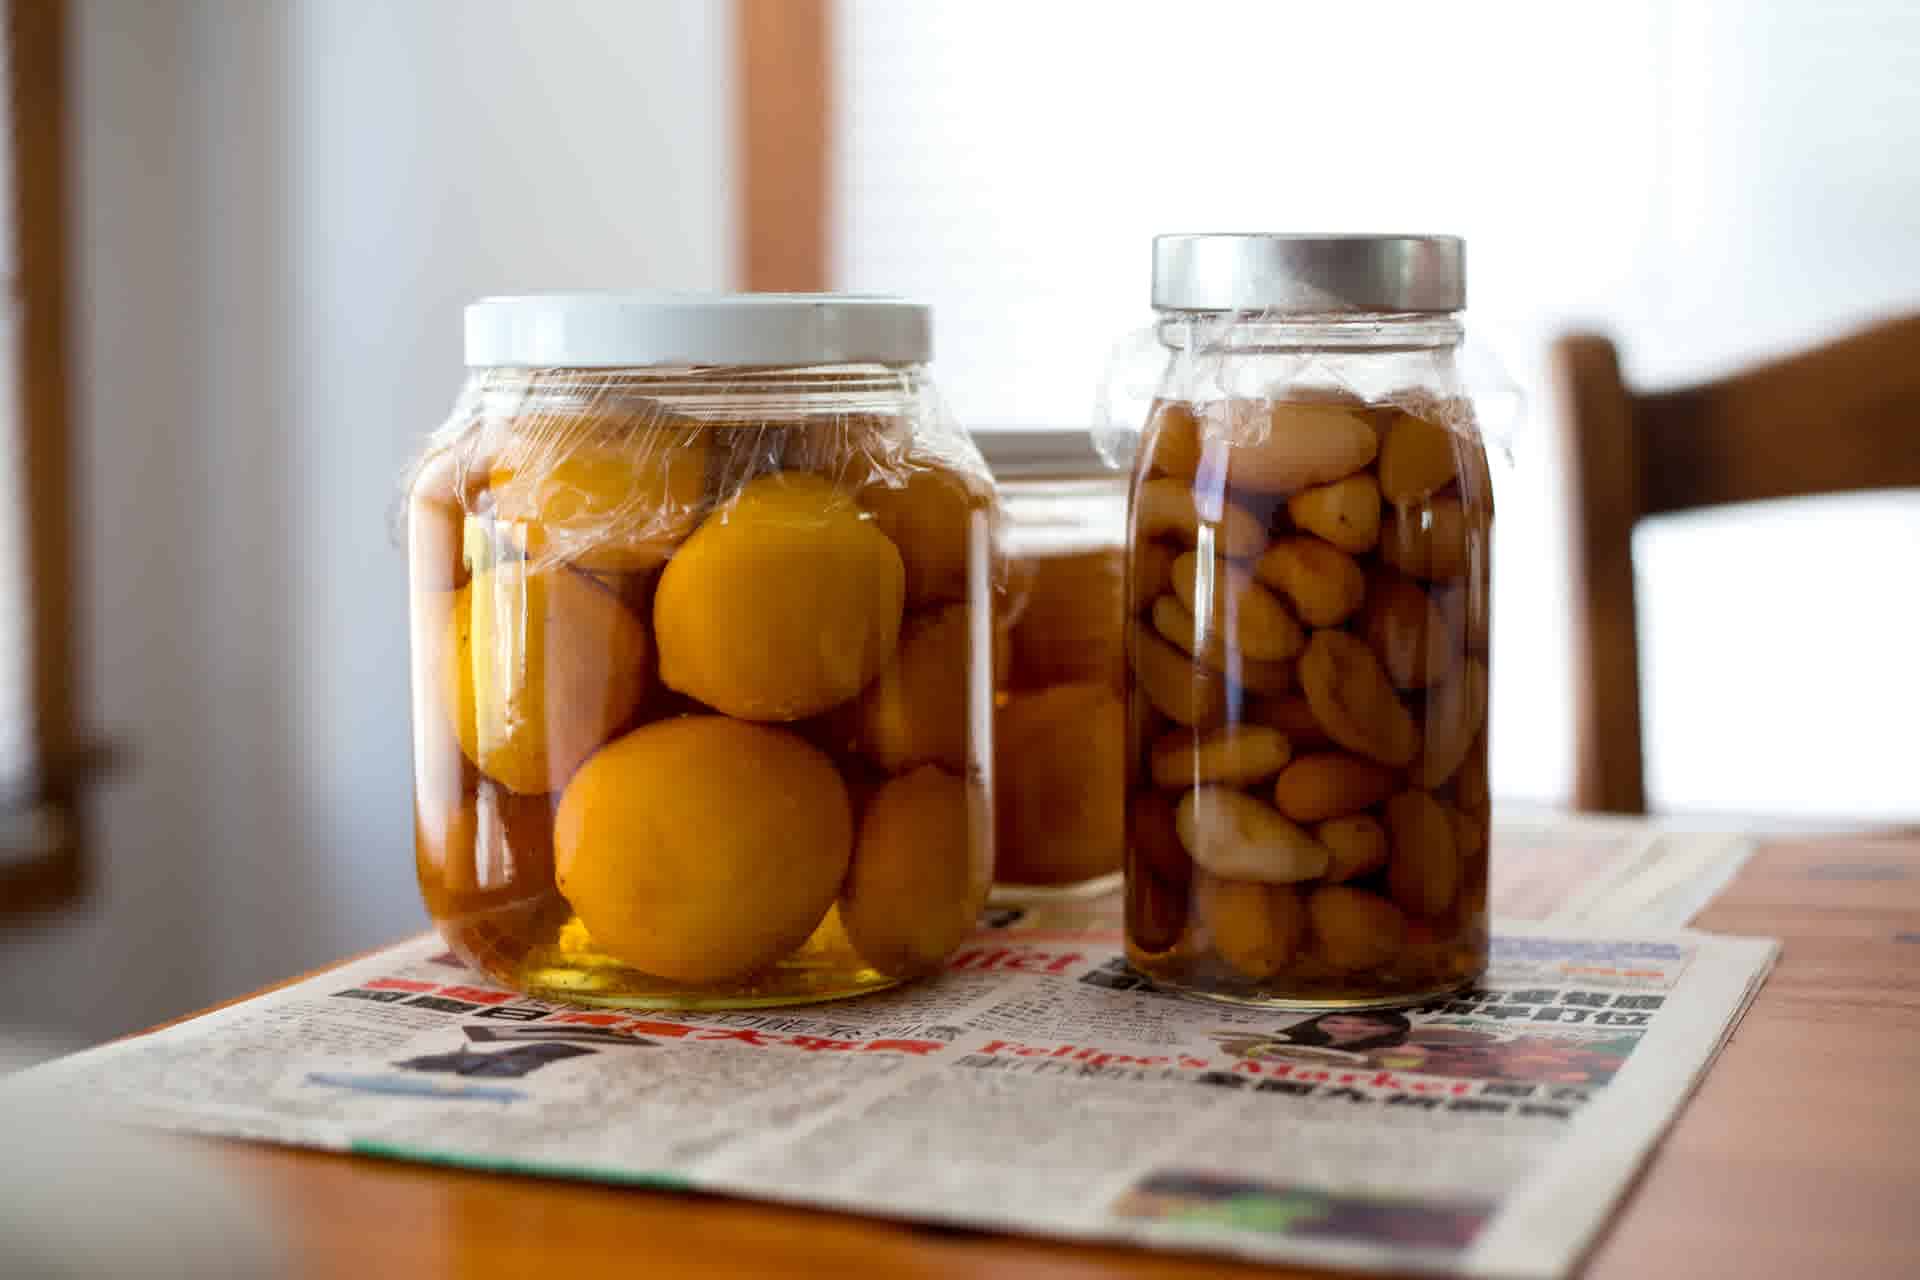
[2, 0, 92, 918]
[736, 0, 831, 291]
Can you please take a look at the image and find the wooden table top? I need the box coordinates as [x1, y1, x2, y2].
[181, 832, 1920, 1279]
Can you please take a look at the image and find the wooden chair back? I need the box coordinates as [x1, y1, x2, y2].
[1552, 314, 1920, 813]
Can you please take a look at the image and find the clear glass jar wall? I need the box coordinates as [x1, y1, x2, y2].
[986, 435, 1129, 896]
[1122, 238, 1491, 1007]
[406, 295, 995, 1009]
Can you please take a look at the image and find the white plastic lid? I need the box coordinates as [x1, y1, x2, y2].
[463, 292, 932, 368]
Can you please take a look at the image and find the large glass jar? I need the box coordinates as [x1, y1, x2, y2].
[981, 431, 1128, 899]
[1122, 236, 1492, 1008]
[406, 294, 996, 1008]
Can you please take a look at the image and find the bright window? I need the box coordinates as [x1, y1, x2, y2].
[834, 0, 1920, 817]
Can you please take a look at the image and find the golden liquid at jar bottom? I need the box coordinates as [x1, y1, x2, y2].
[1122, 397, 1493, 1008]
[992, 545, 1127, 899]
[431, 895, 903, 1010]
[407, 429, 996, 1008]
[413, 779, 905, 1008]
[414, 757, 986, 1009]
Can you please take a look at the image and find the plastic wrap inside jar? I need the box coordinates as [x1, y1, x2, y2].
[402, 293, 998, 1008]
[983, 429, 1130, 901]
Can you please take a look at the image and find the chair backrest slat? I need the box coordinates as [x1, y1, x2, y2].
[1637, 315, 1920, 516]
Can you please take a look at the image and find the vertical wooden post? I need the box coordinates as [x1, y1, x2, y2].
[736, 0, 831, 292]
[1554, 334, 1649, 815]
[3, 0, 88, 912]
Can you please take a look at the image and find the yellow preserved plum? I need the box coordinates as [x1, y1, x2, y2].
[860, 602, 979, 772]
[1298, 630, 1419, 768]
[1286, 473, 1382, 554]
[1271, 752, 1399, 823]
[654, 471, 906, 721]
[440, 563, 651, 796]
[1144, 400, 1204, 483]
[1150, 724, 1292, 789]
[1208, 399, 1377, 494]
[1135, 476, 1268, 559]
[841, 765, 988, 976]
[1130, 540, 1177, 609]
[1175, 787, 1330, 884]
[1377, 411, 1459, 505]
[1384, 789, 1460, 919]
[1170, 552, 1306, 662]
[1413, 658, 1488, 788]
[1246, 693, 1333, 750]
[1315, 813, 1390, 884]
[859, 464, 988, 606]
[1148, 594, 1297, 693]
[1007, 548, 1126, 690]
[1254, 536, 1367, 628]
[1198, 875, 1307, 981]
[1380, 496, 1477, 581]
[997, 682, 1126, 886]
[554, 716, 852, 986]
[1130, 621, 1230, 728]
[1309, 885, 1407, 972]
[491, 430, 711, 572]
[407, 446, 490, 591]
[416, 789, 570, 983]
[1127, 789, 1191, 955]
[1364, 573, 1458, 690]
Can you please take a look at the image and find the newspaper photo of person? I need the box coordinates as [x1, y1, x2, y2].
[1214, 1012, 1413, 1064]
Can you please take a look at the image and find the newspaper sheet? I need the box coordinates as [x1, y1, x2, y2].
[2, 826, 1776, 1278]
[1491, 817, 1755, 930]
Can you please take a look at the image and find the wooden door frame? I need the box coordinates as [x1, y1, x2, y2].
[3, 0, 93, 916]
[736, 0, 831, 292]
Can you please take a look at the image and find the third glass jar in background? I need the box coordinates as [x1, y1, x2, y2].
[981, 431, 1129, 899]
[1123, 234, 1493, 1008]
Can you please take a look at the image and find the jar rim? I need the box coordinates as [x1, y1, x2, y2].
[1155, 312, 1464, 353]
[468, 365, 930, 429]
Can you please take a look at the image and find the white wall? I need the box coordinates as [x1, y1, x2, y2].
[835, 0, 1920, 820]
[0, 0, 733, 1041]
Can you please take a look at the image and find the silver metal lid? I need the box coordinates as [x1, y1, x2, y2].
[1151, 234, 1465, 314]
